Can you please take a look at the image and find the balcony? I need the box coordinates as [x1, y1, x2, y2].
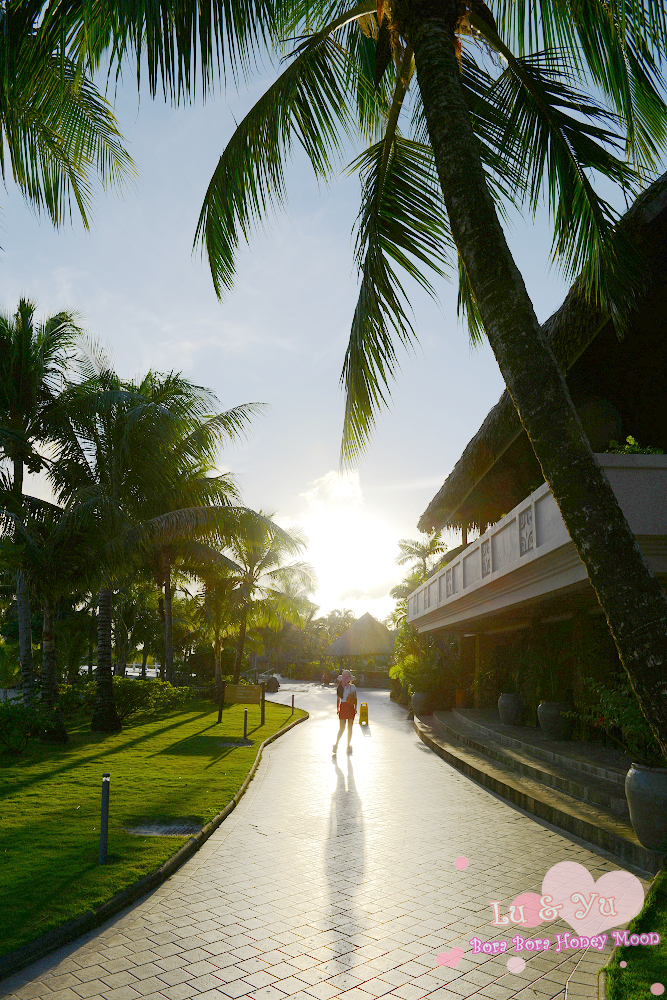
[407, 454, 667, 632]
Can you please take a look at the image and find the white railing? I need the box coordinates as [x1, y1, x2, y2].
[408, 453, 667, 626]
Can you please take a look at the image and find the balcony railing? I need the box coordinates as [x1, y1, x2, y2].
[407, 453, 667, 630]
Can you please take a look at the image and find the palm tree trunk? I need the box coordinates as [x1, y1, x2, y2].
[141, 646, 148, 679]
[16, 569, 35, 704]
[158, 594, 165, 678]
[233, 610, 248, 684]
[12, 458, 35, 704]
[41, 596, 67, 743]
[88, 611, 95, 677]
[91, 584, 121, 732]
[214, 629, 223, 695]
[404, 5, 667, 754]
[163, 555, 174, 685]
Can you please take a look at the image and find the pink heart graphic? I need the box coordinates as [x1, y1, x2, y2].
[437, 947, 465, 968]
[541, 861, 644, 936]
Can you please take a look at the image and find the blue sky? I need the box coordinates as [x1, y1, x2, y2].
[1, 60, 582, 620]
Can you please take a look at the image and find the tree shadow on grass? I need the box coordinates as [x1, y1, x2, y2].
[2, 711, 213, 797]
[152, 729, 257, 765]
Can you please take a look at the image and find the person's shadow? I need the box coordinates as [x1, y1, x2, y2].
[324, 758, 366, 946]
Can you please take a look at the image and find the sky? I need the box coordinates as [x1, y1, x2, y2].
[1, 56, 579, 623]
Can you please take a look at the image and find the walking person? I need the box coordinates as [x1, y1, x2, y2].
[333, 668, 357, 754]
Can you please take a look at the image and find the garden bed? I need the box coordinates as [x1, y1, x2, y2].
[0, 700, 304, 956]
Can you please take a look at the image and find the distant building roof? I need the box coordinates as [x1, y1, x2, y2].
[324, 613, 395, 657]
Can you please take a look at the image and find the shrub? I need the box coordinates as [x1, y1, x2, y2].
[57, 683, 88, 717]
[390, 625, 460, 710]
[81, 677, 193, 723]
[606, 435, 663, 455]
[0, 701, 42, 754]
[573, 675, 665, 767]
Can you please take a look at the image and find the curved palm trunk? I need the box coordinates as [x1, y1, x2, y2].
[403, 4, 667, 754]
[233, 609, 248, 684]
[91, 584, 121, 732]
[41, 596, 68, 743]
[163, 555, 174, 685]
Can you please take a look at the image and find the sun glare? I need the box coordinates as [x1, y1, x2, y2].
[284, 471, 404, 621]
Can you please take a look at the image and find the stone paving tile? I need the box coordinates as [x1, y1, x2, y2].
[5, 687, 649, 1000]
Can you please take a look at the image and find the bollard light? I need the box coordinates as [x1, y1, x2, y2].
[99, 773, 110, 864]
[243, 708, 248, 739]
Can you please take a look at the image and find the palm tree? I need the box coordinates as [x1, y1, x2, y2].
[224, 516, 316, 683]
[31, 2, 667, 750]
[396, 531, 444, 581]
[189, 2, 667, 756]
[0, 492, 95, 741]
[0, 3, 132, 227]
[0, 301, 81, 703]
[200, 567, 242, 693]
[128, 372, 261, 683]
[51, 360, 276, 727]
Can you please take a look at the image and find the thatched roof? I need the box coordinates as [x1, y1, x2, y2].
[325, 612, 395, 657]
[418, 171, 667, 534]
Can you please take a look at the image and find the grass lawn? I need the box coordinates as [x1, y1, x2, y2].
[606, 869, 667, 998]
[0, 699, 305, 956]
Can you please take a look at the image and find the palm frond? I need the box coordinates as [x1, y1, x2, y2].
[492, 0, 667, 172]
[194, 5, 376, 298]
[341, 126, 453, 461]
[0, 14, 133, 228]
[468, 19, 643, 322]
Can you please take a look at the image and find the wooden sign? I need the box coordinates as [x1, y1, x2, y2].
[223, 684, 262, 705]
[217, 681, 265, 726]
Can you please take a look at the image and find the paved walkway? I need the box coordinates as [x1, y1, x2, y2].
[2, 684, 642, 1000]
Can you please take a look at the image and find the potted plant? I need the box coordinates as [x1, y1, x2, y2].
[517, 643, 573, 740]
[489, 646, 525, 725]
[578, 676, 667, 851]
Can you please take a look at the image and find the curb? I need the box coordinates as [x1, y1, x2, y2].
[0, 709, 308, 982]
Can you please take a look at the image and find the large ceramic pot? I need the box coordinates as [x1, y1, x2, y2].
[625, 764, 667, 851]
[412, 692, 434, 717]
[498, 693, 525, 726]
[537, 701, 572, 741]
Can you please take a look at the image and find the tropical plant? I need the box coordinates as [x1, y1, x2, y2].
[0, 301, 81, 704]
[224, 515, 316, 683]
[49, 362, 192, 731]
[395, 531, 444, 582]
[606, 435, 665, 455]
[50, 358, 276, 730]
[128, 372, 261, 683]
[574, 675, 666, 768]
[0, 2, 132, 228]
[200, 567, 242, 693]
[0, 492, 96, 742]
[187, 0, 667, 758]
[30, 1, 667, 751]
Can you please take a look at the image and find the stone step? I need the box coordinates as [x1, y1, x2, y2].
[414, 714, 663, 876]
[434, 711, 629, 818]
[452, 709, 630, 788]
